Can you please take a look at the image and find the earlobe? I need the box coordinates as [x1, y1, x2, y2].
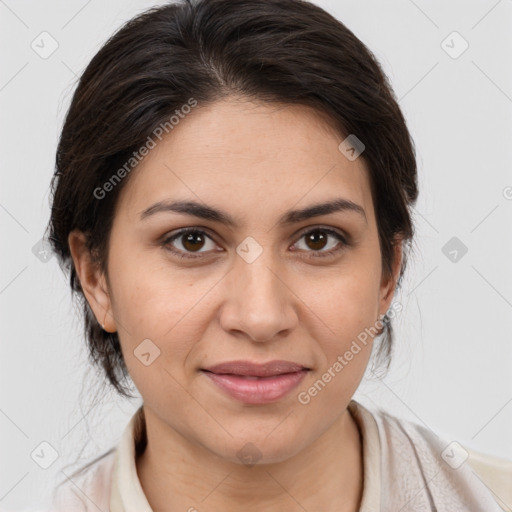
[68, 229, 116, 333]
[379, 236, 403, 315]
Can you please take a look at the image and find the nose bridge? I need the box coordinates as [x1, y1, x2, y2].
[220, 240, 296, 342]
[240, 252, 281, 307]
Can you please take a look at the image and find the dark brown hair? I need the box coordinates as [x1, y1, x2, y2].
[46, 0, 418, 398]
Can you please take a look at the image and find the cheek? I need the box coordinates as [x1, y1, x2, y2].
[301, 261, 381, 345]
[297, 273, 379, 409]
[109, 247, 205, 337]
[108, 255, 217, 382]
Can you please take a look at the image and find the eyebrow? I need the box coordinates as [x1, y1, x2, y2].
[139, 197, 367, 227]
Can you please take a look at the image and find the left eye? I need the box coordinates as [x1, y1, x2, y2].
[162, 227, 348, 260]
[292, 228, 347, 257]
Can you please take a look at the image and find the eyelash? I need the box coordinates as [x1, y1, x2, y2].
[161, 227, 350, 261]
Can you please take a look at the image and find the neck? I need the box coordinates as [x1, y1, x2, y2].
[136, 405, 364, 512]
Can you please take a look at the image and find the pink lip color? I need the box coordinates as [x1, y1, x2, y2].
[202, 369, 309, 404]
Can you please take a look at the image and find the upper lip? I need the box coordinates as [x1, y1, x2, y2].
[202, 360, 310, 377]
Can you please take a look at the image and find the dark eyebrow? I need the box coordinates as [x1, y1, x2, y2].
[139, 198, 367, 227]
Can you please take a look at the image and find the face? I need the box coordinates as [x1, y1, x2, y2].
[70, 97, 400, 464]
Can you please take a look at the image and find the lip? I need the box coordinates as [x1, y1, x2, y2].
[201, 360, 310, 404]
[202, 359, 309, 377]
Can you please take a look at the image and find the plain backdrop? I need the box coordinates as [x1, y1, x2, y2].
[1, 0, 511, 509]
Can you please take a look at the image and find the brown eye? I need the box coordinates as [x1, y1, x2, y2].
[293, 227, 348, 258]
[162, 226, 349, 261]
[163, 229, 218, 259]
[304, 230, 329, 250]
[181, 231, 206, 252]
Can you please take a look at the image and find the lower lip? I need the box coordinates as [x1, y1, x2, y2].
[201, 370, 309, 404]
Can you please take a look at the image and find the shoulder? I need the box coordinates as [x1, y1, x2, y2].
[354, 400, 512, 511]
[46, 448, 116, 511]
[465, 446, 512, 511]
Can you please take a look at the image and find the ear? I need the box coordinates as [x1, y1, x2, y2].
[378, 235, 403, 317]
[68, 229, 117, 333]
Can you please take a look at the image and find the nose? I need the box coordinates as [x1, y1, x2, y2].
[218, 250, 298, 343]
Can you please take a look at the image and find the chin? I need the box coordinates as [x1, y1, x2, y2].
[209, 429, 307, 468]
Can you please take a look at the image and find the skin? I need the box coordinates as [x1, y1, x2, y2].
[69, 97, 402, 512]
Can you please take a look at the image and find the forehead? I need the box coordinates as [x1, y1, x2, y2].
[115, 98, 374, 226]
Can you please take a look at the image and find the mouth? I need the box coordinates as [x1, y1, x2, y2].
[200, 360, 311, 404]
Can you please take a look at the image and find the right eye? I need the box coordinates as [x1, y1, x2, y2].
[162, 228, 221, 259]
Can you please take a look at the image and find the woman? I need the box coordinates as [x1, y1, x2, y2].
[45, 0, 512, 510]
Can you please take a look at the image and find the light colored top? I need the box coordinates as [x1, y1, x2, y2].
[48, 399, 512, 511]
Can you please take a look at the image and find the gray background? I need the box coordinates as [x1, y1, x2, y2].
[1, 0, 511, 510]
